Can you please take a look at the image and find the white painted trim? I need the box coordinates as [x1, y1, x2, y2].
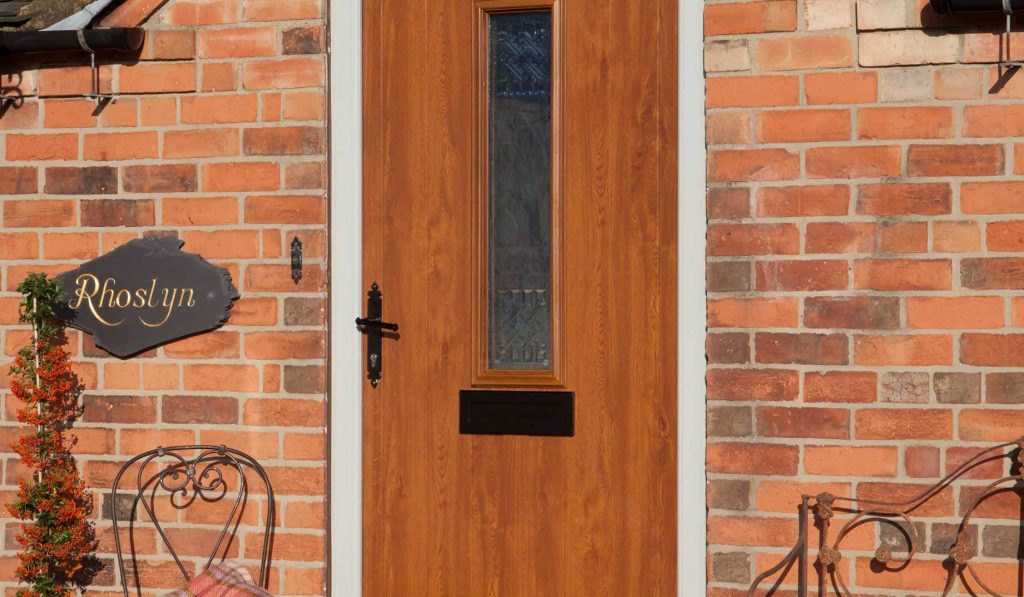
[678, 0, 707, 594]
[327, 0, 707, 593]
[327, 0, 362, 594]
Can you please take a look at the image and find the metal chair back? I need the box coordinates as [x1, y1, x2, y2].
[109, 445, 275, 597]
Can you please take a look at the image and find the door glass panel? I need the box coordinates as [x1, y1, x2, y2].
[487, 10, 553, 371]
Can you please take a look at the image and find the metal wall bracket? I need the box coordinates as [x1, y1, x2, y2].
[77, 30, 113, 108]
[290, 237, 303, 284]
[1002, 0, 1024, 70]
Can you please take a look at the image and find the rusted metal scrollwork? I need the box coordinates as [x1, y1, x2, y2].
[746, 438, 1024, 597]
[109, 445, 275, 597]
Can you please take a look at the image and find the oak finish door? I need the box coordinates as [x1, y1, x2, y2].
[362, 0, 677, 594]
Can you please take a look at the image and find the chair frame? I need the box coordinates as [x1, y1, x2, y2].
[109, 445, 275, 597]
[748, 437, 1024, 597]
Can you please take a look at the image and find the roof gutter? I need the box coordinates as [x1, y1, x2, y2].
[930, 0, 1024, 13]
[0, 27, 143, 56]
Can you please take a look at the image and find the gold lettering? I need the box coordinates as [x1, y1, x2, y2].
[68, 274, 124, 327]
[139, 287, 177, 328]
[115, 289, 131, 308]
[146, 279, 159, 308]
[99, 277, 117, 309]
[179, 288, 195, 308]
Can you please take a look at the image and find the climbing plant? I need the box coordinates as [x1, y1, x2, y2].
[6, 273, 97, 597]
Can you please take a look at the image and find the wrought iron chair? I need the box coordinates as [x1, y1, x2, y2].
[748, 438, 1024, 597]
[110, 445, 275, 597]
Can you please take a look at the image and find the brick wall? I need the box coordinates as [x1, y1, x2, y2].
[0, 0, 328, 594]
[706, 1, 1024, 594]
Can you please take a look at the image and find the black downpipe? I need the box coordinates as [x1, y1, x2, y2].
[0, 28, 144, 56]
[931, 0, 1024, 13]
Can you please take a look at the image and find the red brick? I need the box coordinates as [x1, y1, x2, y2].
[854, 259, 951, 291]
[180, 231, 259, 259]
[708, 188, 750, 219]
[243, 398, 324, 427]
[908, 144, 1004, 177]
[45, 167, 117, 195]
[963, 258, 1024, 289]
[857, 483, 953, 517]
[140, 96, 177, 126]
[805, 222, 876, 254]
[164, 129, 240, 159]
[804, 371, 877, 403]
[858, 107, 953, 140]
[101, 0, 169, 26]
[706, 333, 749, 365]
[756, 185, 848, 217]
[707, 112, 750, 146]
[756, 109, 849, 143]
[245, 195, 325, 224]
[4, 200, 74, 228]
[181, 95, 259, 124]
[244, 127, 324, 155]
[83, 132, 159, 160]
[284, 162, 325, 189]
[963, 104, 1024, 137]
[82, 395, 156, 424]
[757, 405, 851, 438]
[854, 334, 953, 366]
[806, 146, 901, 179]
[162, 395, 238, 425]
[907, 297, 1003, 329]
[961, 334, 1024, 366]
[198, 27, 276, 58]
[905, 445, 941, 478]
[140, 30, 196, 60]
[43, 99, 98, 128]
[6, 133, 77, 160]
[242, 58, 324, 90]
[244, 0, 321, 20]
[80, 199, 155, 227]
[855, 409, 953, 440]
[201, 62, 239, 92]
[0, 233, 38, 259]
[707, 297, 798, 328]
[706, 75, 800, 108]
[283, 91, 325, 121]
[708, 443, 799, 475]
[934, 221, 981, 253]
[36, 66, 112, 97]
[804, 71, 877, 104]
[43, 232, 98, 260]
[946, 447, 1005, 480]
[987, 220, 1024, 252]
[708, 149, 800, 182]
[184, 365, 260, 392]
[754, 333, 847, 365]
[705, 1, 796, 35]
[0, 167, 37, 195]
[708, 224, 799, 256]
[805, 446, 898, 477]
[119, 63, 196, 94]
[758, 35, 852, 71]
[245, 264, 324, 292]
[857, 183, 952, 216]
[203, 162, 280, 192]
[162, 0, 239, 25]
[245, 331, 325, 359]
[755, 260, 848, 291]
[962, 181, 1024, 214]
[706, 369, 799, 401]
[162, 198, 238, 226]
[163, 331, 241, 359]
[880, 221, 928, 253]
[960, 409, 1024, 441]
[707, 516, 797, 548]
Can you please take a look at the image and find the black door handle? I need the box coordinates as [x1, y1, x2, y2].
[356, 282, 398, 387]
[355, 317, 399, 332]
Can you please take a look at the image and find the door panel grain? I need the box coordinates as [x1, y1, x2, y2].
[362, 0, 676, 593]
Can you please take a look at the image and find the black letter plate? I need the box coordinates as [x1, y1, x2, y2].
[459, 390, 574, 437]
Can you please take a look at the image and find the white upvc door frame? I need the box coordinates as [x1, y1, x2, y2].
[326, 0, 707, 593]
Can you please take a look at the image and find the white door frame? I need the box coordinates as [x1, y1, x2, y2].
[326, 0, 707, 593]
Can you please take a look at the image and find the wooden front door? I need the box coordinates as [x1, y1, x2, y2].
[361, 0, 677, 594]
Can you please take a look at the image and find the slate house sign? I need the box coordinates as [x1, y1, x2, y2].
[55, 237, 239, 358]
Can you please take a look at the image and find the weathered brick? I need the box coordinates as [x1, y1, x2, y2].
[855, 334, 953, 366]
[282, 365, 325, 394]
[708, 406, 752, 438]
[708, 187, 751, 219]
[804, 371, 877, 403]
[81, 200, 155, 227]
[708, 480, 750, 510]
[707, 262, 751, 292]
[805, 222, 876, 254]
[199, 27, 276, 58]
[705, 1, 796, 35]
[45, 167, 117, 195]
[756, 185, 848, 217]
[854, 259, 951, 291]
[985, 373, 1024, 404]
[804, 296, 900, 329]
[756, 406, 849, 439]
[707, 443, 798, 476]
[961, 334, 1024, 366]
[880, 221, 928, 253]
[708, 149, 800, 182]
[858, 107, 953, 140]
[283, 26, 325, 55]
[706, 369, 799, 401]
[756, 109, 850, 143]
[755, 332, 847, 365]
[880, 372, 930, 404]
[755, 260, 848, 291]
[855, 409, 953, 440]
[807, 146, 901, 179]
[804, 71, 877, 104]
[708, 297, 798, 328]
[83, 395, 156, 424]
[908, 144, 1004, 177]
[707, 333, 750, 365]
[708, 224, 799, 256]
[758, 35, 852, 71]
[858, 30, 959, 67]
[4, 200, 74, 228]
[963, 258, 1024, 290]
